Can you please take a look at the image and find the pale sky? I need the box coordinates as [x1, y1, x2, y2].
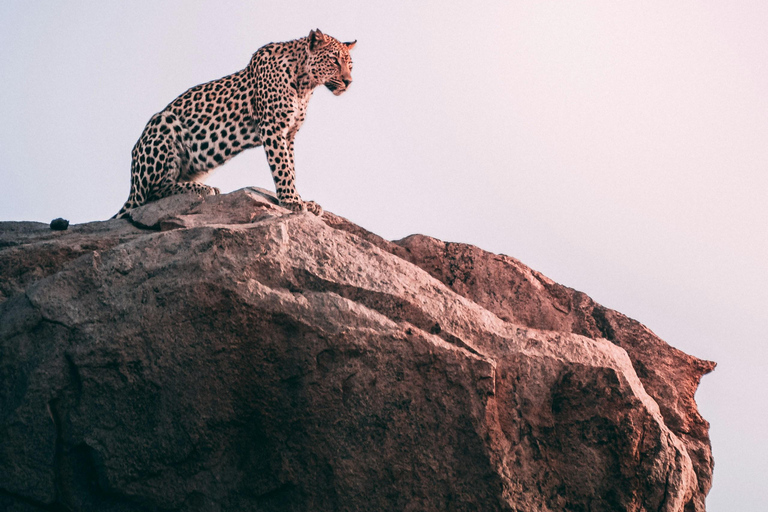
[1, 2, 766, 509]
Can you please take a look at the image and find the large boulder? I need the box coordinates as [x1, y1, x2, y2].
[0, 188, 715, 511]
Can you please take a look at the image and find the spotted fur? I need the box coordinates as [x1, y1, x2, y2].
[113, 29, 355, 219]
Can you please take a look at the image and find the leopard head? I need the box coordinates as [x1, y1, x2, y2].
[306, 29, 356, 96]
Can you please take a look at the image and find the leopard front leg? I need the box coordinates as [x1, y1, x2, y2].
[260, 126, 322, 216]
[286, 135, 323, 216]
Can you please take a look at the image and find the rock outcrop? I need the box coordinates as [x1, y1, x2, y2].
[0, 188, 715, 511]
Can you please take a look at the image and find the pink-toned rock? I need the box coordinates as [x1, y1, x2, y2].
[0, 188, 715, 511]
[389, 234, 716, 511]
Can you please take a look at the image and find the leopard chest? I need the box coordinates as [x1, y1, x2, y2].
[285, 95, 311, 135]
[258, 90, 311, 137]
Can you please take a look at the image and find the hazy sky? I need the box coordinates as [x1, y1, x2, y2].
[1, 1, 766, 509]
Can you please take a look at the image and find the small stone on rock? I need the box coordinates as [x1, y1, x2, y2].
[50, 218, 69, 230]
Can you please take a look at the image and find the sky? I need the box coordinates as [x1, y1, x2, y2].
[1, 1, 766, 509]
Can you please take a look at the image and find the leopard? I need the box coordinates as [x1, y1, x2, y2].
[113, 29, 355, 219]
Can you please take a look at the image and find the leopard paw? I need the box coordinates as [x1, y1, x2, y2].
[280, 199, 306, 213]
[303, 200, 323, 216]
[200, 185, 219, 197]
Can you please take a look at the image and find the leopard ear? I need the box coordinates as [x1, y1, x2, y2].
[344, 40, 357, 50]
[308, 29, 328, 51]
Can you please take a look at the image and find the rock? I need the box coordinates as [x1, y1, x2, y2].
[388, 234, 716, 511]
[49, 218, 69, 231]
[0, 189, 715, 511]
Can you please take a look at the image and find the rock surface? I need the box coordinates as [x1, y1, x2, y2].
[0, 188, 715, 511]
